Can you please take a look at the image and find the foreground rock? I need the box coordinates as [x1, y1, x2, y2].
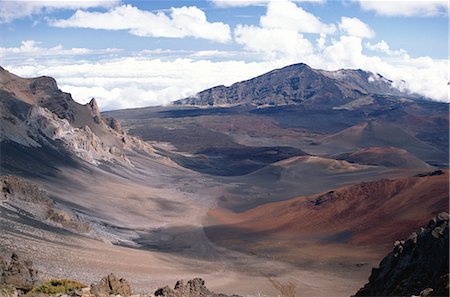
[154, 278, 240, 297]
[0, 255, 240, 297]
[0, 253, 39, 292]
[90, 273, 131, 297]
[354, 213, 449, 297]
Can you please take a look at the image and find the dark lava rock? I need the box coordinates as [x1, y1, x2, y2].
[0, 253, 39, 292]
[354, 212, 449, 297]
[90, 273, 131, 297]
[155, 278, 241, 297]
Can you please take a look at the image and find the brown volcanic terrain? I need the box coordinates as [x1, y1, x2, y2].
[207, 171, 449, 263]
[1, 64, 449, 297]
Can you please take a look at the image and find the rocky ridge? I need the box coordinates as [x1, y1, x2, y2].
[174, 63, 407, 107]
[354, 213, 449, 297]
[0, 66, 159, 167]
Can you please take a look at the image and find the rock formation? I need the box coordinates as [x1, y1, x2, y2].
[154, 278, 240, 297]
[90, 273, 131, 297]
[87, 98, 101, 124]
[0, 253, 39, 292]
[354, 213, 449, 297]
[0, 67, 157, 169]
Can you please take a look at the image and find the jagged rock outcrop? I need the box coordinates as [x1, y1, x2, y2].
[0, 253, 39, 292]
[87, 98, 101, 124]
[90, 274, 131, 297]
[154, 278, 240, 297]
[26, 106, 131, 165]
[354, 213, 449, 297]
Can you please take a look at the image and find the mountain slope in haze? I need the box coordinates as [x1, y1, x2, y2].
[174, 63, 407, 107]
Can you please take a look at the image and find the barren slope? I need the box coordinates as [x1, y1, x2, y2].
[207, 171, 449, 265]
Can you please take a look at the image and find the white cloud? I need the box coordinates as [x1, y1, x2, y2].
[261, 0, 335, 34]
[313, 36, 449, 101]
[358, 0, 448, 17]
[0, 40, 121, 62]
[0, 0, 120, 23]
[366, 40, 408, 57]
[210, 0, 324, 7]
[50, 4, 231, 43]
[4, 57, 279, 110]
[316, 33, 327, 48]
[338, 17, 375, 38]
[235, 25, 314, 60]
[233, 0, 332, 61]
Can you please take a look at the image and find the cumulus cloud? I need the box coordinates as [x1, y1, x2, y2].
[233, 0, 332, 60]
[0, 0, 119, 23]
[261, 0, 335, 34]
[358, 0, 448, 17]
[235, 26, 314, 60]
[49, 4, 231, 43]
[338, 17, 375, 38]
[366, 40, 408, 57]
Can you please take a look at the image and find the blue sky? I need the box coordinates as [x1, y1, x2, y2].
[0, 0, 448, 110]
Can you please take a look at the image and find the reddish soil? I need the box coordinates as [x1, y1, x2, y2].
[208, 171, 449, 251]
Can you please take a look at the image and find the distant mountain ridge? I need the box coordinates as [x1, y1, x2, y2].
[174, 63, 409, 107]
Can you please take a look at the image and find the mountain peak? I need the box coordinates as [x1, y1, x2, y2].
[174, 62, 404, 108]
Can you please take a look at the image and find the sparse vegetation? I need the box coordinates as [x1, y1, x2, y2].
[28, 279, 86, 295]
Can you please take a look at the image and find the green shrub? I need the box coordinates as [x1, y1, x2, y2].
[28, 279, 86, 295]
